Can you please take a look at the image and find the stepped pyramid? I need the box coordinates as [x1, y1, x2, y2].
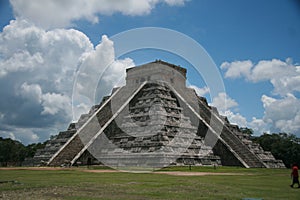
[31, 60, 285, 169]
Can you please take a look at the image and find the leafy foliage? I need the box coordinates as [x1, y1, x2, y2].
[253, 133, 300, 167]
[0, 137, 45, 166]
[240, 127, 254, 135]
[1, 130, 300, 168]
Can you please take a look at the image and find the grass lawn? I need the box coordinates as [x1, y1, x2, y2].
[0, 166, 298, 200]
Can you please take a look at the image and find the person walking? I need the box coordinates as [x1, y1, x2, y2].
[290, 163, 300, 188]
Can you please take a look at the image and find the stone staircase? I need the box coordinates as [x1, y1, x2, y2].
[230, 125, 285, 168]
[92, 81, 220, 168]
[220, 128, 265, 167]
[30, 60, 284, 168]
[28, 129, 76, 166]
[164, 84, 265, 168]
[47, 83, 145, 166]
[196, 96, 265, 168]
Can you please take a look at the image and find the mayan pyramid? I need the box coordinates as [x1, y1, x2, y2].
[31, 60, 285, 169]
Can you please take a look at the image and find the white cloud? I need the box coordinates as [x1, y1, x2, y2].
[261, 94, 300, 133]
[0, 19, 135, 144]
[211, 92, 238, 114]
[19, 82, 72, 116]
[210, 94, 272, 135]
[221, 60, 253, 79]
[72, 35, 135, 120]
[221, 59, 300, 135]
[210, 93, 256, 131]
[10, 0, 189, 28]
[16, 128, 39, 143]
[218, 93, 300, 136]
[73, 103, 91, 121]
[164, 0, 187, 6]
[188, 85, 210, 97]
[248, 117, 270, 135]
[0, 20, 93, 93]
[0, 51, 43, 77]
[271, 74, 300, 96]
[41, 93, 71, 116]
[250, 59, 295, 82]
[0, 132, 16, 141]
[223, 110, 247, 127]
[0, 0, 191, 144]
[75, 35, 132, 98]
[0, 19, 92, 81]
[0, 112, 4, 120]
[261, 94, 277, 108]
[102, 58, 134, 85]
[0, 127, 41, 144]
[20, 82, 42, 103]
[221, 58, 300, 96]
[0, 19, 93, 138]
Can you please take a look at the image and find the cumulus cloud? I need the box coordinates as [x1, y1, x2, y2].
[20, 82, 42, 103]
[188, 85, 210, 97]
[210, 92, 250, 128]
[221, 58, 300, 96]
[261, 94, 300, 133]
[72, 35, 134, 120]
[1, 0, 190, 144]
[189, 87, 263, 132]
[0, 51, 43, 77]
[221, 60, 253, 79]
[75, 35, 133, 98]
[0, 20, 93, 87]
[223, 110, 248, 127]
[10, 0, 189, 28]
[248, 117, 270, 135]
[211, 92, 238, 114]
[0, 127, 43, 144]
[221, 58, 300, 135]
[188, 87, 254, 131]
[210, 93, 272, 135]
[271, 74, 300, 96]
[19, 82, 71, 116]
[0, 132, 16, 141]
[41, 93, 71, 115]
[0, 19, 133, 144]
[164, 0, 187, 6]
[250, 59, 297, 83]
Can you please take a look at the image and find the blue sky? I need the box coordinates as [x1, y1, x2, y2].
[0, 0, 299, 144]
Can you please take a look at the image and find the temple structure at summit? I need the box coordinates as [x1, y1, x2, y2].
[30, 60, 285, 169]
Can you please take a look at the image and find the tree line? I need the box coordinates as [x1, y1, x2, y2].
[0, 131, 299, 167]
[252, 132, 300, 167]
[239, 128, 300, 167]
[0, 137, 45, 167]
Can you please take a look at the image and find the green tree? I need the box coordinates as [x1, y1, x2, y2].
[25, 142, 46, 158]
[0, 137, 27, 166]
[253, 133, 300, 167]
[240, 127, 254, 136]
[0, 137, 46, 166]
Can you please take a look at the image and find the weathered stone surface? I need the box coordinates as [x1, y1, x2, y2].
[30, 60, 284, 168]
[91, 82, 220, 168]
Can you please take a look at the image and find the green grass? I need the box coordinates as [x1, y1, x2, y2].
[0, 166, 298, 200]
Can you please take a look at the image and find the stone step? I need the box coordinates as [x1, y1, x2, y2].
[48, 83, 146, 166]
[195, 97, 265, 168]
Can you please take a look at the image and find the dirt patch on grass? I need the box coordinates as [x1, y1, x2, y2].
[0, 167, 73, 171]
[0, 167, 116, 173]
[0, 167, 251, 176]
[154, 171, 249, 176]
